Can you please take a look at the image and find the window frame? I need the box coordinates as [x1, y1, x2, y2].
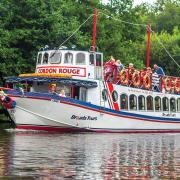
[102, 89, 108, 102]
[129, 94, 137, 110]
[112, 90, 118, 102]
[42, 52, 49, 64]
[120, 93, 128, 110]
[138, 95, 146, 111]
[76, 53, 86, 65]
[155, 96, 161, 111]
[147, 95, 154, 111]
[50, 52, 61, 64]
[89, 54, 94, 65]
[177, 98, 180, 112]
[64, 52, 73, 64]
[37, 53, 42, 64]
[170, 98, 176, 112]
[162, 97, 169, 112]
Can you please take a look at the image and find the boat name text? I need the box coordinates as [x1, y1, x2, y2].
[37, 66, 86, 77]
[162, 113, 176, 117]
[71, 115, 97, 120]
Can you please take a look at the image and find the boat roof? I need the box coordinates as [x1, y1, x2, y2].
[5, 76, 97, 88]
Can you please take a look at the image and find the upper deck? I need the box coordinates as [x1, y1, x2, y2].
[35, 48, 103, 80]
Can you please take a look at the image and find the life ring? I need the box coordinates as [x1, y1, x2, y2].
[174, 78, 180, 93]
[132, 71, 141, 87]
[143, 75, 151, 89]
[2, 96, 16, 109]
[163, 77, 172, 91]
[119, 70, 129, 85]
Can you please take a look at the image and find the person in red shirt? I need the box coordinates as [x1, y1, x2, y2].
[104, 56, 116, 81]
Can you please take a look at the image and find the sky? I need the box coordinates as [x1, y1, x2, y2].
[103, 0, 156, 6]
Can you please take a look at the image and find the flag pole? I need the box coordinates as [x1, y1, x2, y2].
[92, 9, 97, 52]
[146, 23, 151, 68]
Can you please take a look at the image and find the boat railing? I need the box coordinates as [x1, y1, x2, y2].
[103, 64, 180, 95]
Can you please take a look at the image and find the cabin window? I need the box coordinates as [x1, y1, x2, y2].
[89, 54, 94, 65]
[96, 54, 102, 66]
[163, 97, 169, 111]
[147, 96, 153, 111]
[79, 87, 87, 102]
[37, 53, 42, 64]
[102, 89, 108, 101]
[50, 52, 61, 64]
[129, 94, 137, 110]
[138, 95, 145, 110]
[177, 99, 180, 112]
[76, 53, 85, 65]
[170, 98, 176, 112]
[155, 96, 161, 111]
[43, 53, 49, 64]
[64, 52, 73, 64]
[112, 90, 118, 102]
[120, 94, 128, 110]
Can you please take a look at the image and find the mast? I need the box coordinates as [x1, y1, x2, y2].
[146, 23, 151, 68]
[92, 9, 97, 52]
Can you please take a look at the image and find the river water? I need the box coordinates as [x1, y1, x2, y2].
[0, 123, 180, 179]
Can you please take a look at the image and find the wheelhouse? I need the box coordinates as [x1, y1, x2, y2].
[36, 49, 103, 80]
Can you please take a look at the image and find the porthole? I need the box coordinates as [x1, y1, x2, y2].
[112, 90, 118, 102]
[102, 89, 108, 101]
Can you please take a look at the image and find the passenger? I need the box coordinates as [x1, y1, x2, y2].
[146, 67, 152, 76]
[59, 89, 66, 97]
[128, 63, 134, 74]
[104, 56, 116, 82]
[153, 64, 165, 76]
[128, 63, 134, 86]
[115, 60, 124, 73]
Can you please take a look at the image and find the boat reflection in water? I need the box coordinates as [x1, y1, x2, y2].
[0, 129, 11, 177]
[2, 132, 180, 179]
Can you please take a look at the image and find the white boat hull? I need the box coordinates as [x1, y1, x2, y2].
[8, 95, 180, 133]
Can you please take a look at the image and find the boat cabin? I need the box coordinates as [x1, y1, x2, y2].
[36, 48, 103, 80]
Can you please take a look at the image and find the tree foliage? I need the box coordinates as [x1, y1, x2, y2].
[0, 0, 179, 84]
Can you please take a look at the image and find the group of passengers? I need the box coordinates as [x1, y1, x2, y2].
[104, 55, 165, 91]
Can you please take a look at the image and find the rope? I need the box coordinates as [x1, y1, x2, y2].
[58, 14, 95, 48]
[150, 29, 180, 69]
[99, 11, 180, 69]
[98, 11, 148, 27]
[50, 13, 95, 58]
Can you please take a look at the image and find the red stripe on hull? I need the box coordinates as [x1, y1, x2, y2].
[16, 125, 90, 132]
[16, 125, 180, 133]
[93, 129, 180, 133]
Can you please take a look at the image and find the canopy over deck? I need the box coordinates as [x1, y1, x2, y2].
[5, 76, 97, 88]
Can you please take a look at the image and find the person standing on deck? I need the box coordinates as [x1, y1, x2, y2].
[153, 64, 165, 76]
[115, 60, 124, 74]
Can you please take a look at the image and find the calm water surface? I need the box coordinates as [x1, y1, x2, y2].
[0, 124, 180, 179]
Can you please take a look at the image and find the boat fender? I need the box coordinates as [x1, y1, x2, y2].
[132, 71, 141, 87]
[174, 78, 180, 93]
[164, 78, 172, 92]
[119, 70, 129, 85]
[2, 96, 16, 109]
[143, 75, 151, 89]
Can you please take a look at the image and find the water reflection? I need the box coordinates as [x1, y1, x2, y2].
[0, 129, 180, 179]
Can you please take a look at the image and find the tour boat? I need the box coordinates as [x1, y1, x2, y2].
[0, 11, 180, 133]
